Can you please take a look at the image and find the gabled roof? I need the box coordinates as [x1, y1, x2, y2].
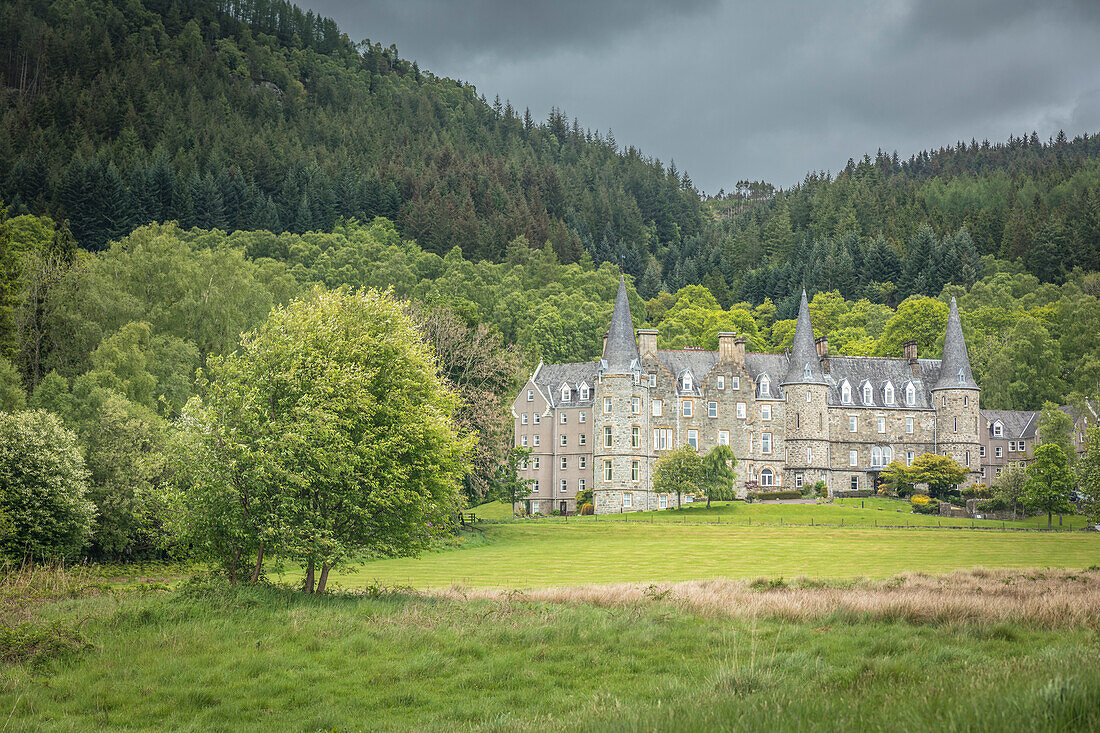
[981, 409, 1039, 439]
[782, 289, 826, 385]
[825, 356, 936, 409]
[601, 276, 640, 374]
[933, 297, 978, 391]
[534, 361, 598, 407]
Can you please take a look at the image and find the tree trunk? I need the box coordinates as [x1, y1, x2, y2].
[707, 493, 712, 509]
[228, 547, 241, 585]
[250, 544, 264, 583]
[1048, 511, 1052, 530]
[317, 563, 331, 593]
[304, 558, 315, 593]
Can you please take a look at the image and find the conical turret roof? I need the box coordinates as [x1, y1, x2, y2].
[602, 276, 640, 374]
[933, 297, 979, 391]
[782, 289, 825, 385]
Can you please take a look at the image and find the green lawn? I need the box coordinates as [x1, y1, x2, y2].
[328, 520, 1100, 590]
[470, 497, 1092, 530]
[4, 578, 1099, 731]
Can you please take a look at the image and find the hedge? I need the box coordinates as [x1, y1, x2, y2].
[750, 490, 802, 501]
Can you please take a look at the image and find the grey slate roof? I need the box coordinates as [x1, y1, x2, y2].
[745, 353, 788, 398]
[534, 361, 598, 408]
[601, 276, 640, 374]
[783, 289, 826, 385]
[981, 409, 1039, 439]
[655, 349, 719, 395]
[933, 297, 979, 391]
[1059, 400, 1099, 427]
[825, 357, 935, 409]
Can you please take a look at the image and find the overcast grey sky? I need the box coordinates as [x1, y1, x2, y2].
[302, 0, 1100, 192]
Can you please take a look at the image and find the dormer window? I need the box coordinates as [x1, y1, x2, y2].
[580, 382, 590, 401]
[884, 382, 895, 405]
[803, 364, 812, 379]
[993, 421, 1003, 438]
[863, 383, 873, 405]
[682, 372, 693, 393]
[561, 384, 571, 403]
[759, 375, 770, 396]
[905, 383, 916, 406]
[957, 368, 965, 384]
[841, 380, 852, 404]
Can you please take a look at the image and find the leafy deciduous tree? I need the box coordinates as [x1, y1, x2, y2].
[0, 410, 95, 561]
[653, 446, 703, 509]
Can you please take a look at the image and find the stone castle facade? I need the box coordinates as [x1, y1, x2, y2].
[512, 279, 1006, 515]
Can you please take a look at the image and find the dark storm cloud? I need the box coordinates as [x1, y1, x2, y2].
[302, 0, 1100, 192]
[305, 0, 720, 60]
[899, 0, 1100, 40]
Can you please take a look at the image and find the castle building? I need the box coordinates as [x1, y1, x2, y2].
[512, 278, 1003, 514]
[978, 402, 1098, 485]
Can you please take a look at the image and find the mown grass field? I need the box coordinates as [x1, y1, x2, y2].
[470, 498, 1092, 530]
[4, 570, 1100, 731]
[333, 521, 1100, 589]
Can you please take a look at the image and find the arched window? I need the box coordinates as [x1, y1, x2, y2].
[872, 446, 883, 467]
[561, 384, 571, 402]
[841, 381, 852, 404]
[883, 446, 893, 465]
[759, 468, 774, 486]
[863, 383, 873, 405]
[884, 383, 894, 404]
[905, 383, 916, 406]
[759, 375, 770, 396]
[682, 372, 693, 393]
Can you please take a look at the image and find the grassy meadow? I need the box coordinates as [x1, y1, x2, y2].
[3, 568, 1100, 731]
[5, 500, 1100, 731]
[342, 499, 1100, 590]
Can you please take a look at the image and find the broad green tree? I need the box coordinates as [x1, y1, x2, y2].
[992, 464, 1029, 520]
[176, 288, 472, 592]
[653, 446, 703, 509]
[879, 460, 916, 497]
[0, 410, 95, 561]
[67, 381, 170, 558]
[1024, 443, 1075, 529]
[876, 296, 949, 357]
[490, 447, 533, 515]
[701, 445, 737, 508]
[1037, 401, 1075, 466]
[907, 453, 968, 500]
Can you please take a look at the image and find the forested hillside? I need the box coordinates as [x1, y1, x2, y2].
[709, 140, 1100, 313]
[5, 0, 1100, 316]
[1, 0, 702, 265]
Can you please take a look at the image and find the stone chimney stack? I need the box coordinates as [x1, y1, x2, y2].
[904, 340, 919, 377]
[637, 329, 658, 358]
[815, 336, 830, 374]
[603, 330, 609, 353]
[717, 332, 745, 365]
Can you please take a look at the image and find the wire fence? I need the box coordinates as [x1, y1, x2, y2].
[466, 513, 1094, 532]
